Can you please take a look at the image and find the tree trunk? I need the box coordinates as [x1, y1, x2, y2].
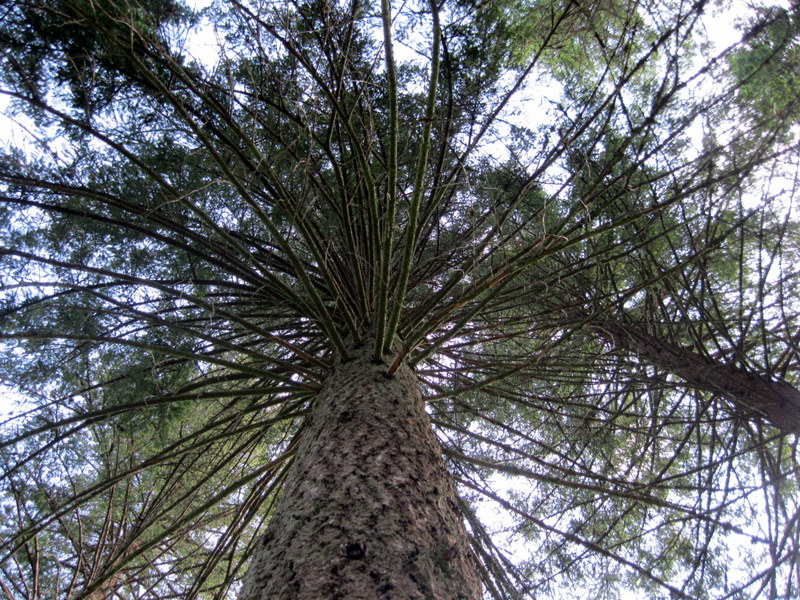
[595, 321, 800, 433]
[238, 348, 482, 600]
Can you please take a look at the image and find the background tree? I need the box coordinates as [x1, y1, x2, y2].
[2, 0, 800, 597]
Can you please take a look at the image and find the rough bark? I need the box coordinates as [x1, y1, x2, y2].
[596, 321, 800, 433]
[238, 348, 482, 600]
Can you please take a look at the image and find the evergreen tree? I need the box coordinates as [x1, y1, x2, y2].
[2, 0, 800, 597]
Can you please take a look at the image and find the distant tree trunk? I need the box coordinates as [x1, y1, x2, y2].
[238, 348, 482, 600]
[596, 321, 800, 433]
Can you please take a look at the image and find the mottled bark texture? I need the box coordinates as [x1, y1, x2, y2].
[238, 349, 482, 600]
[597, 321, 800, 433]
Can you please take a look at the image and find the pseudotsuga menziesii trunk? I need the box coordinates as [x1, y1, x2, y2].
[238, 347, 482, 600]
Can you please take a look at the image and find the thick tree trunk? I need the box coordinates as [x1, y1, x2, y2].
[238, 349, 482, 600]
[596, 321, 800, 433]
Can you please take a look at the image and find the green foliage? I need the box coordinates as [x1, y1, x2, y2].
[729, 3, 800, 139]
[1, 0, 800, 598]
[1, 0, 193, 120]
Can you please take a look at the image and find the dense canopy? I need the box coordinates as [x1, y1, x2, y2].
[2, 0, 800, 598]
